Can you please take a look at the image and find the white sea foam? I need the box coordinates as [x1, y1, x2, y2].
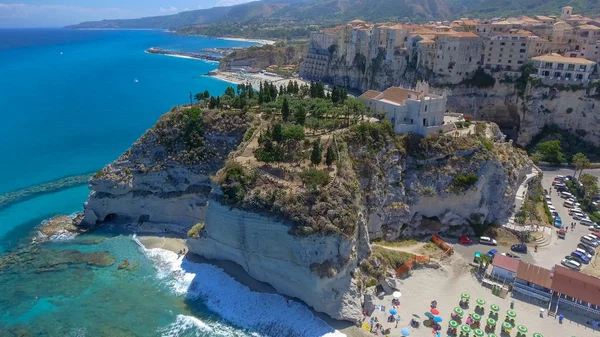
[133, 235, 346, 337]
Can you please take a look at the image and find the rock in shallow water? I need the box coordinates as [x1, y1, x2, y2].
[39, 215, 78, 237]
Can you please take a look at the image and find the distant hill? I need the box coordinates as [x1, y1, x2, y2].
[67, 0, 600, 30]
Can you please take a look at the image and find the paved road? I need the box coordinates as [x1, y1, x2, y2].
[532, 168, 600, 269]
[446, 237, 536, 264]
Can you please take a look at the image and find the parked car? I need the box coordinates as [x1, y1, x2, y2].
[568, 207, 582, 215]
[581, 235, 600, 247]
[571, 251, 590, 264]
[479, 236, 498, 246]
[578, 243, 596, 255]
[544, 195, 552, 202]
[554, 216, 563, 228]
[511, 243, 528, 253]
[486, 249, 498, 259]
[561, 259, 581, 271]
[588, 232, 600, 240]
[502, 252, 521, 259]
[548, 205, 557, 213]
[556, 186, 568, 192]
[572, 212, 586, 220]
[581, 219, 594, 226]
[552, 211, 559, 218]
[566, 175, 576, 181]
[575, 248, 593, 260]
[589, 224, 600, 232]
[459, 235, 473, 244]
[555, 175, 565, 180]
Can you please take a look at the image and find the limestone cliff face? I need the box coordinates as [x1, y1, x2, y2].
[347, 125, 532, 240]
[82, 107, 253, 227]
[443, 82, 600, 147]
[321, 54, 600, 147]
[188, 198, 370, 323]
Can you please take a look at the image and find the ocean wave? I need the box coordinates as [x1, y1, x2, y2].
[133, 235, 346, 337]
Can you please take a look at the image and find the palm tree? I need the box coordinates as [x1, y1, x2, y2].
[572, 153, 590, 178]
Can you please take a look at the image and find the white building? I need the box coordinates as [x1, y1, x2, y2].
[531, 53, 597, 84]
[359, 82, 447, 136]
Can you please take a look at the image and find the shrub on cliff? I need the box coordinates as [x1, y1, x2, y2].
[301, 168, 330, 188]
[218, 163, 256, 204]
[452, 173, 479, 191]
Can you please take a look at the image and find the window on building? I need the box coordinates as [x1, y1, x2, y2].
[508, 60, 512, 63]
[424, 105, 428, 112]
[517, 60, 524, 64]
[519, 49, 526, 53]
[500, 42, 506, 45]
[511, 42, 515, 46]
[567, 64, 575, 70]
[498, 59, 502, 63]
[554, 72, 561, 78]
[545, 62, 553, 68]
[500, 48, 504, 51]
[557, 63, 564, 69]
[499, 54, 503, 57]
[489, 47, 493, 51]
[521, 43, 526, 46]
[576, 73, 583, 80]
[580, 65, 587, 71]
[487, 58, 491, 62]
[565, 73, 572, 78]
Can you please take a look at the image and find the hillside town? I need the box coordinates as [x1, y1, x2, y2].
[302, 6, 600, 85]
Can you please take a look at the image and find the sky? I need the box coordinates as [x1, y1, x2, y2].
[0, 0, 258, 27]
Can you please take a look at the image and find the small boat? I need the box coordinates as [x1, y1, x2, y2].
[59, 52, 63, 55]
[134, 79, 139, 83]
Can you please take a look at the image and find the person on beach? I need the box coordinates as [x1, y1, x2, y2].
[177, 250, 182, 258]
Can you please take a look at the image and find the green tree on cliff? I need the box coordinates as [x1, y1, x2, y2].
[272, 123, 283, 143]
[535, 140, 564, 164]
[325, 145, 337, 167]
[194, 92, 205, 102]
[225, 86, 236, 98]
[294, 105, 306, 126]
[580, 173, 599, 198]
[311, 139, 322, 166]
[281, 97, 290, 122]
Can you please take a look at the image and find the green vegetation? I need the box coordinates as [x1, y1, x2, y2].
[325, 145, 337, 167]
[310, 140, 322, 166]
[526, 124, 600, 163]
[360, 246, 412, 279]
[218, 163, 256, 204]
[182, 107, 205, 149]
[532, 140, 565, 164]
[93, 170, 104, 179]
[301, 168, 330, 188]
[452, 173, 479, 191]
[187, 222, 205, 238]
[572, 153, 591, 177]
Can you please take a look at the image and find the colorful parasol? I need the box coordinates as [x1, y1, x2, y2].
[487, 318, 496, 326]
[476, 298, 486, 306]
[517, 325, 528, 333]
[449, 320, 459, 328]
[490, 304, 500, 312]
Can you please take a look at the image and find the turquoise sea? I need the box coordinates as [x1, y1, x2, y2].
[0, 29, 343, 337]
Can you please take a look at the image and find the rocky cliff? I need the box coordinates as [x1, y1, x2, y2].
[347, 122, 531, 240]
[443, 81, 600, 148]
[320, 50, 600, 147]
[81, 103, 531, 324]
[82, 106, 254, 227]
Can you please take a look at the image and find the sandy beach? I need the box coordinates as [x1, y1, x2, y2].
[219, 37, 276, 45]
[209, 70, 309, 90]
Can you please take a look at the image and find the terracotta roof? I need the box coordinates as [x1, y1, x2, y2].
[577, 24, 600, 30]
[492, 254, 520, 273]
[376, 87, 424, 105]
[532, 53, 596, 65]
[462, 20, 477, 26]
[349, 19, 366, 24]
[551, 265, 600, 307]
[516, 261, 553, 289]
[448, 31, 480, 38]
[534, 15, 553, 21]
[358, 90, 382, 100]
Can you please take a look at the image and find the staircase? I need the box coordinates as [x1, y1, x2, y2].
[533, 233, 551, 248]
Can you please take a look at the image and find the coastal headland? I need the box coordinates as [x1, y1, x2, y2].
[145, 47, 222, 62]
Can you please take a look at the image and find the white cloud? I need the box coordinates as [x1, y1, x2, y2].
[215, 0, 259, 7]
[159, 6, 178, 13]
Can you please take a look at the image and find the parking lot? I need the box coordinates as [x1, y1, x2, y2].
[533, 167, 600, 270]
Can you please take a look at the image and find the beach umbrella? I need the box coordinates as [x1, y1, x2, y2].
[476, 298, 486, 306]
[425, 312, 435, 319]
[390, 308, 398, 315]
[460, 325, 471, 334]
[431, 308, 440, 315]
[487, 318, 496, 326]
[393, 291, 402, 298]
[473, 328, 485, 337]
[470, 313, 482, 321]
[434, 316, 443, 323]
[488, 334, 498, 337]
[506, 310, 517, 318]
[490, 304, 500, 312]
[517, 325, 528, 333]
[461, 292, 471, 300]
[502, 322, 512, 330]
[532, 333, 543, 337]
[449, 320, 459, 328]
[401, 328, 411, 336]
[454, 307, 464, 316]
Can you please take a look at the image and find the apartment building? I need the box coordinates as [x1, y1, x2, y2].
[484, 30, 547, 71]
[300, 32, 336, 80]
[432, 32, 484, 83]
[531, 53, 596, 83]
